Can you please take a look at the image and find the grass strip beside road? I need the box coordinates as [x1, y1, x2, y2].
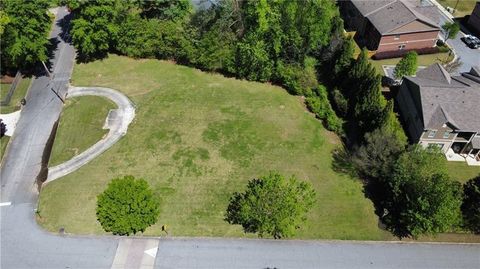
[0, 77, 32, 114]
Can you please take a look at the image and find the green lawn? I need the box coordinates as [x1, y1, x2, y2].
[0, 136, 9, 163]
[370, 52, 452, 74]
[445, 161, 480, 183]
[438, 0, 477, 17]
[48, 96, 115, 166]
[38, 55, 389, 240]
[1, 83, 12, 100]
[0, 77, 32, 114]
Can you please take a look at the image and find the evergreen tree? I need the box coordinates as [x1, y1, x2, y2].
[393, 51, 418, 80]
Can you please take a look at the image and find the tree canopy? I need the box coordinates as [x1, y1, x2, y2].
[96, 175, 160, 235]
[225, 172, 316, 239]
[381, 147, 462, 238]
[393, 51, 418, 80]
[442, 21, 460, 41]
[461, 175, 480, 234]
[1, 0, 51, 71]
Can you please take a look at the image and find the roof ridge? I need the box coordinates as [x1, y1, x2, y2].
[363, 0, 397, 16]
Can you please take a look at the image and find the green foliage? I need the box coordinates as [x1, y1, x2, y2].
[225, 172, 316, 239]
[275, 57, 318, 95]
[442, 21, 460, 41]
[381, 101, 408, 145]
[381, 147, 463, 238]
[70, 0, 132, 61]
[331, 87, 348, 118]
[139, 0, 192, 20]
[96, 175, 160, 235]
[1, 0, 51, 70]
[461, 175, 480, 234]
[350, 49, 388, 134]
[117, 14, 193, 62]
[235, 33, 274, 82]
[305, 85, 343, 134]
[393, 51, 418, 80]
[333, 37, 355, 77]
[352, 125, 406, 180]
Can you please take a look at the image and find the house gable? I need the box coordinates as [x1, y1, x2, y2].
[386, 19, 439, 34]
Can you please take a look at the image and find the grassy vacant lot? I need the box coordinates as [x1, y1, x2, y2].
[0, 77, 32, 114]
[445, 161, 480, 183]
[49, 96, 115, 166]
[39, 55, 389, 240]
[438, 0, 477, 17]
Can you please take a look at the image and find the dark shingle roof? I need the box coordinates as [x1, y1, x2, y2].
[404, 64, 480, 132]
[351, 0, 440, 34]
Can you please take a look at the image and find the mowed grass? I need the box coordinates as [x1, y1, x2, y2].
[445, 161, 480, 183]
[438, 0, 477, 17]
[49, 96, 115, 166]
[38, 55, 389, 240]
[0, 136, 9, 162]
[0, 77, 32, 114]
[370, 52, 452, 74]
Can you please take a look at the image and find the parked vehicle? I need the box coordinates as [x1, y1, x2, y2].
[461, 35, 480, 49]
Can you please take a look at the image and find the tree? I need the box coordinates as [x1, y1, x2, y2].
[393, 51, 418, 80]
[0, 119, 6, 138]
[352, 126, 406, 181]
[225, 172, 316, 239]
[461, 175, 480, 234]
[1, 0, 51, 70]
[235, 33, 274, 82]
[69, 0, 132, 61]
[333, 37, 355, 78]
[381, 147, 463, 238]
[96, 175, 159, 235]
[442, 21, 460, 42]
[139, 0, 192, 21]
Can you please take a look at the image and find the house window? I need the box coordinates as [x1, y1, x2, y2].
[428, 130, 437, 138]
[394, 35, 400, 40]
[398, 44, 406, 50]
[443, 131, 450, 139]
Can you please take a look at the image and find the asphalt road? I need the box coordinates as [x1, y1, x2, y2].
[46, 86, 135, 183]
[0, 5, 479, 269]
[432, 0, 480, 73]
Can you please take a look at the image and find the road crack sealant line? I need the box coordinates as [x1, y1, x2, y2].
[45, 86, 135, 183]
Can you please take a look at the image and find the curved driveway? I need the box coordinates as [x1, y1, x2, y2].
[45, 86, 135, 183]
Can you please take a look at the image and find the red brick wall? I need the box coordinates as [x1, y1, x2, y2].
[376, 31, 439, 53]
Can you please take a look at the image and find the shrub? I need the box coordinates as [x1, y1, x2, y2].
[393, 51, 418, 80]
[225, 172, 316, 239]
[275, 57, 318, 95]
[96, 175, 159, 235]
[305, 85, 343, 134]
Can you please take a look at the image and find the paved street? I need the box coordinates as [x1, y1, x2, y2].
[0, 5, 479, 269]
[431, 0, 480, 73]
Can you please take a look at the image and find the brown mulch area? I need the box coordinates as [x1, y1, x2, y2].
[1, 75, 15, 84]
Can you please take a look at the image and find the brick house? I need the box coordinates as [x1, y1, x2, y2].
[340, 0, 441, 56]
[396, 63, 480, 165]
[468, 2, 480, 34]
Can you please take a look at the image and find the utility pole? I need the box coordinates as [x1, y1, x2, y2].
[41, 61, 52, 78]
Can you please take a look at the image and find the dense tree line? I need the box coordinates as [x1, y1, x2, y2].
[0, 0, 52, 72]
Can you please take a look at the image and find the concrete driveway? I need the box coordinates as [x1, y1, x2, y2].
[45, 86, 135, 183]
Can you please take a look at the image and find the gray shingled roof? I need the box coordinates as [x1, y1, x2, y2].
[351, 0, 440, 34]
[472, 136, 480, 149]
[405, 64, 480, 132]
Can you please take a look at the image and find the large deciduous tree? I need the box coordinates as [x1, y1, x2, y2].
[393, 51, 418, 80]
[461, 175, 480, 234]
[1, 0, 51, 71]
[381, 147, 462, 238]
[96, 175, 160, 236]
[225, 172, 316, 239]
